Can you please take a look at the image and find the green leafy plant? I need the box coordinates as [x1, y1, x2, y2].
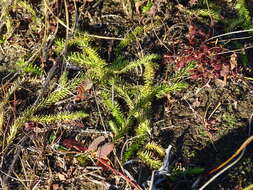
[15, 58, 43, 75]
[235, 0, 252, 30]
[141, 1, 153, 14]
[243, 184, 253, 190]
[0, 72, 88, 146]
[170, 167, 205, 181]
[0, 0, 41, 41]
[137, 142, 165, 169]
[116, 26, 144, 53]
[54, 31, 190, 168]
[222, 0, 253, 33]
[177, 3, 222, 24]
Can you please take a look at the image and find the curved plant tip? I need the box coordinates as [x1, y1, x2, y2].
[243, 184, 253, 190]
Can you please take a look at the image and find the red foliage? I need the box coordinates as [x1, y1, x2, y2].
[62, 139, 88, 152]
[164, 25, 237, 81]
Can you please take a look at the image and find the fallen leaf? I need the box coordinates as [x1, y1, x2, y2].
[63, 139, 87, 152]
[230, 53, 237, 71]
[76, 79, 93, 101]
[97, 143, 114, 158]
[52, 184, 59, 190]
[220, 64, 230, 77]
[88, 136, 106, 151]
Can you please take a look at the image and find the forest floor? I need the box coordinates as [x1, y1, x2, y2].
[1, 0, 253, 190]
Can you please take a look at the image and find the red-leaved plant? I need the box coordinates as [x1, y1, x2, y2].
[164, 25, 238, 82]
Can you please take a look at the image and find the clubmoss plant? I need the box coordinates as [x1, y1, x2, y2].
[137, 142, 166, 169]
[15, 58, 43, 75]
[1, 72, 88, 146]
[221, 0, 253, 33]
[235, 0, 252, 30]
[177, 4, 222, 24]
[54, 31, 190, 168]
[0, 78, 25, 133]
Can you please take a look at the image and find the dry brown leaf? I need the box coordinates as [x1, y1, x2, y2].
[230, 53, 237, 71]
[76, 79, 93, 101]
[97, 143, 114, 158]
[88, 136, 106, 151]
[220, 64, 230, 77]
[52, 184, 59, 190]
[63, 139, 87, 152]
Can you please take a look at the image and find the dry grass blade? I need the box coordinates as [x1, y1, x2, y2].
[208, 134, 253, 175]
[206, 29, 253, 42]
[198, 114, 253, 190]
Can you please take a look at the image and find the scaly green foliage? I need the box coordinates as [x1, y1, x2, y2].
[145, 142, 166, 157]
[16, 58, 43, 75]
[177, 4, 222, 24]
[235, 0, 252, 29]
[170, 167, 205, 181]
[31, 112, 88, 124]
[123, 119, 151, 161]
[54, 31, 190, 168]
[114, 54, 159, 74]
[115, 23, 161, 56]
[192, 9, 221, 21]
[138, 151, 163, 169]
[6, 72, 88, 144]
[0, 78, 24, 133]
[59, 32, 160, 162]
[116, 26, 144, 52]
[102, 92, 126, 131]
[112, 81, 134, 109]
[137, 142, 166, 169]
[223, 0, 253, 32]
[65, 34, 109, 82]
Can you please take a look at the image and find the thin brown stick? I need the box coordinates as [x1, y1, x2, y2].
[208, 134, 253, 175]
